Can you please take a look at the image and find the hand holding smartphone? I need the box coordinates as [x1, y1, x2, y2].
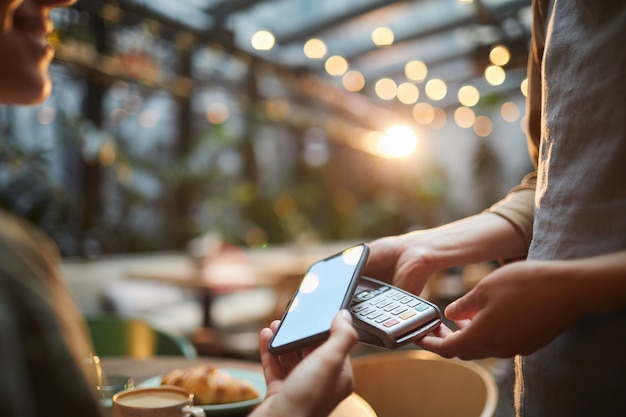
[268, 244, 369, 355]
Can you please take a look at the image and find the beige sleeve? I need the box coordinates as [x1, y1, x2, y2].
[484, 172, 536, 255]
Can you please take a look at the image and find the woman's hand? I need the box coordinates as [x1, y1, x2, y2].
[364, 213, 527, 297]
[418, 260, 587, 359]
[252, 310, 358, 417]
[364, 233, 437, 296]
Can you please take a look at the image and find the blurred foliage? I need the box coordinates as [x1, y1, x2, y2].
[0, 130, 77, 249]
[1, 108, 449, 257]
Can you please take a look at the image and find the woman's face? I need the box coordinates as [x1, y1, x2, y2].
[0, 0, 75, 104]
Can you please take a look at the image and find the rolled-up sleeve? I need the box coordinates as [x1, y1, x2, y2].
[485, 172, 536, 250]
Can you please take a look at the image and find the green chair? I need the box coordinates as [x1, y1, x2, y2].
[85, 316, 197, 358]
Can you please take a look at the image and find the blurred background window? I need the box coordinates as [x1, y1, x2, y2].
[0, 0, 532, 257]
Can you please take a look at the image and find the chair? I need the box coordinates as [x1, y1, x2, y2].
[351, 350, 498, 417]
[85, 316, 198, 358]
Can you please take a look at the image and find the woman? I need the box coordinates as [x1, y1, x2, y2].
[0, 1, 357, 416]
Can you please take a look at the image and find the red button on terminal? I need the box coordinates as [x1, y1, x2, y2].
[383, 319, 400, 328]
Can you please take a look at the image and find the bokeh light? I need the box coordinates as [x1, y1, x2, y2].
[484, 65, 506, 86]
[520, 78, 529, 97]
[473, 115, 493, 137]
[375, 125, 418, 158]
[342, 70, 365, 92]
[500, 101, 520, 122]
[304, 38, 327, 59]
[341, 244, 365, 265]
[425, 78, 447, 101]
[372, 26, 394, 47]
[325, 55, 349, 76]
[405, 60, 428, 83]
[457, 85, 480, 107]
[375, 78, 397, 100]
[397, 82, 419, 104]
[412, 102, 435, 125]
[251, 30, 275, 51]
[489, 45, 511, 66]
[206, 102, 230, 124]
[299, 272, 320, 293]
[454, 106, 475, 128]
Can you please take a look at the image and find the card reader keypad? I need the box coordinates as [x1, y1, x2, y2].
[351, 286, 430, 329]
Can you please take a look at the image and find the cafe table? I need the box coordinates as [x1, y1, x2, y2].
[125, 242, 357, 328]
[100, 356, 377, 417]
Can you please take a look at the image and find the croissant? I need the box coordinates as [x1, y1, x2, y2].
[161, 364, 260, 405]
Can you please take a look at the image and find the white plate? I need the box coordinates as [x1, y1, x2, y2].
[139, 368, 266, 415]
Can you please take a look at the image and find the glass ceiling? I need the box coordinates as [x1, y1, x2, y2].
[103, 0, 532, 106]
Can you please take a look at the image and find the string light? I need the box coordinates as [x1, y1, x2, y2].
[489, 45, 511, 66]
[457, 85, 480, 107]
[412, 102, 435, 125]
[520, 78, 529, 97]
[372, 26, 394, 47]
[375, 78, 397, 100]
[251, 30, 275, 51]
[304, 38, 327, 59]
[473, 116, 493, 137]
[405, 60, 428, 83]
[425, 78, 447, 101]
[500, 102, 520, 122]
[454, 106, 475, 128]
[325, 55, 349, 76]
[397, 82, 419, 104]
[342, 70, 365, 92]
[484, 65, 506, 86]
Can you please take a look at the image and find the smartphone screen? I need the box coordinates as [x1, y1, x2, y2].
[268, 244, 369, 354]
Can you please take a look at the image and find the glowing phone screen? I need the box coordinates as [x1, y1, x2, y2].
[269, 244, 368, 353]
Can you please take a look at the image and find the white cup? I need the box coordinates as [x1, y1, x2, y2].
[112, 386, 204, 417]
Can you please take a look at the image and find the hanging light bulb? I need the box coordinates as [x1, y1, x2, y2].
[372, 27, 394, 47]
[375, 78, 397, 100]
[484, 65, 506, 86]
[325, 55, 349, 76]
[489, 45, 511, 66]
[342, 70, 365, 92]
[251, 30, 275, 51]
[457, 85, 480, 107]
[405, 60, 428, 83]
[304, 38, 327, 59]
[425, 78, 447, 101]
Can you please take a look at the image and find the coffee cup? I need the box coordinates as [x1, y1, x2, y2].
[112, 386, 204, 417]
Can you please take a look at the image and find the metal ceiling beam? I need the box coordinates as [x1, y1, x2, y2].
[354, 30, 529, 83]
[340, 0, 530, 62]
[205, 0, 272, 22]
[73, 0, 238, 47]
[361, 48, 474, 82]
[275, 0, 408, 45]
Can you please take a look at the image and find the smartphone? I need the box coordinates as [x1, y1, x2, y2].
[268, 243, 370, 355]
